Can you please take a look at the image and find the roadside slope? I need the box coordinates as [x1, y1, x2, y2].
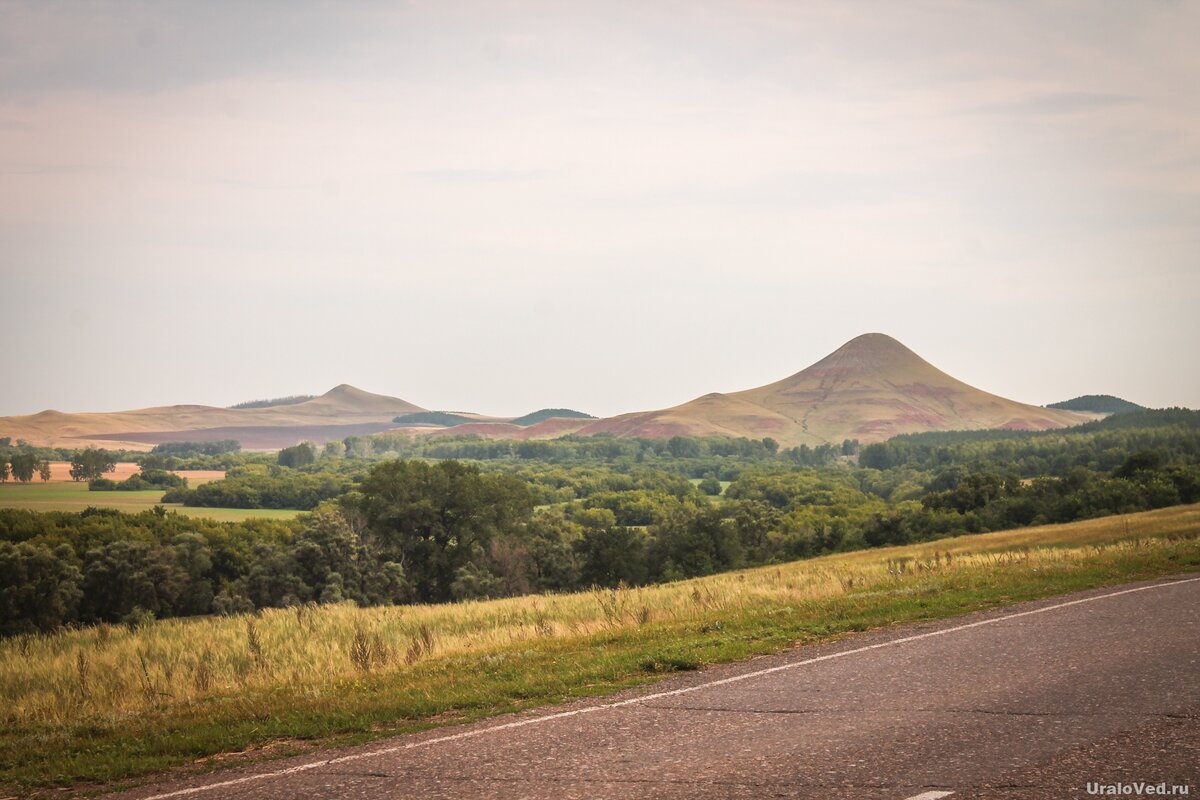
[107, 574, 1200, 800]
[5, 503, 1198, 795]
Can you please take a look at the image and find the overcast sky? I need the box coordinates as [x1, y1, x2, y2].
[1, 0, 1197, 417]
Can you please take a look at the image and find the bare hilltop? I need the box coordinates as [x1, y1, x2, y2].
[569, 333, 1092, 446]
[0, 384, 425, 450]
[0, 334, 1093, 450]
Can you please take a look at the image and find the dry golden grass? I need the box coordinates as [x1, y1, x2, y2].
[833, 502, 1200, 559]
[0, 385, 421, 450]
[5, 504, 1198, 733]
[576, 334, 1092, 445]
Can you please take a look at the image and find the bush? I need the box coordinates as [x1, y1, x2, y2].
[89, 470, 187, 492]
[169, 472, 350, 509]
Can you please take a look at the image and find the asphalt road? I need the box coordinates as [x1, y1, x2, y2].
[112, 575, 1200, 800]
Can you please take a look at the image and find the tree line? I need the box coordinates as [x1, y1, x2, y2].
[859, 409, 1200, 475]
[163, 467, 353, 509]
[0, 453, 52, 483]
[862, 454, 1200, 547]
[6, 448, 1199, 635]
[0, 446, 124, 483]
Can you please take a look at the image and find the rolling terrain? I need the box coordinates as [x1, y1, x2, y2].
[0, 334, 1094, 450]
[0, 385, 426, 450]
[574, 333, 1093, 446]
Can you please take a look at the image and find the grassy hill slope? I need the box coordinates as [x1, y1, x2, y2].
[577, 333, 1091, 446]
[0, 385, 426, 450]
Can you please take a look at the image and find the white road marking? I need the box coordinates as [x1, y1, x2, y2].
[903, 791, 955, 800]
[136, 575, 1200, 800]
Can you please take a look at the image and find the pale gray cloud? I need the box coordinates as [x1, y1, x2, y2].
[409, 168, 554, 184]
[968, 91, 1138, 116]
[0, 0, 1197, 417]
[0, 1, 394, 94]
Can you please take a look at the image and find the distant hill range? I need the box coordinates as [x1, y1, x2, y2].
[0, 385, 426, 450]
[1047, 395, 1145, 416]
[0, 334, 1098, 450]
[393, 333, 1094, 446]
[548, 333, 1092, 446]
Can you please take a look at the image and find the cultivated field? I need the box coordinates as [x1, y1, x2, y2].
[3, 504, 1198, 795]
[0, 481, 298, 522]
[28, 461, 226, 484]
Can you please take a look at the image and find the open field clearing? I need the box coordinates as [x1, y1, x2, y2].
[0, 481, 297, 522]
[2, 504, 1198, 795]
[29, 462, 226, 484]
[687, 478, 731, 491]
[688, 477, 731, 502]
[52, 461, 139, 481]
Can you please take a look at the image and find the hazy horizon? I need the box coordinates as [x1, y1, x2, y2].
[2, 1, 1198, 418]
[0, 329, 1180, 419]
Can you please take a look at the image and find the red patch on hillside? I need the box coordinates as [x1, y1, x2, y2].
[426, 423, 525, 439]
[518, 418, 591, 438]
[891, 410, 945, 426]
[854, 420, 898, 436]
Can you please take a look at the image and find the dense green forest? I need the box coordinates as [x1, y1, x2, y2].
[147, 440, 242, 457]
[858, 409, 1198, 473]
[507, 408, 597, 425]
[90, 469, 186, 492]
[392, 411, 480, 427]
[227, 395, 316, 409]
[1047, 394, 1144, 414]
[163, 467, 354, 509]
[392, 409, 597, 427]
[2, 409, 1198, 635]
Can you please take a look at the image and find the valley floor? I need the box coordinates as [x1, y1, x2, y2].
[0, 480, 300, 521]
[3, 504, 1199, 796]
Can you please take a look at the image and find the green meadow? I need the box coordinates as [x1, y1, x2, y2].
[0, 482, 300, 522]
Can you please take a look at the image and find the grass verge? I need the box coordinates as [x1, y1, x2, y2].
[2, 503, 1199, 796]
